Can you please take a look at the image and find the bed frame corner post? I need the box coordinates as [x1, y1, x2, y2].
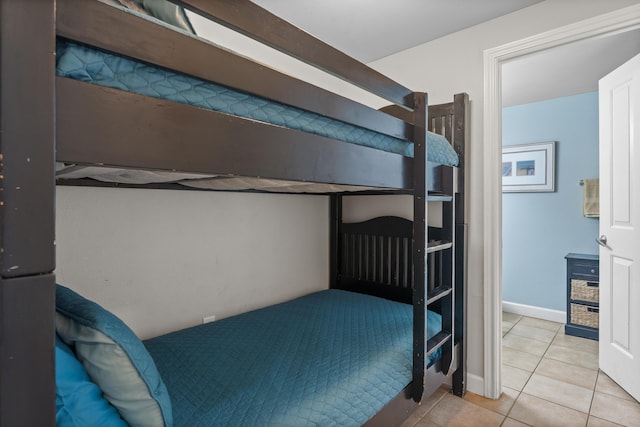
[412, 92, 428, 402]
[329, 194, 343, 290]
[0, 0, 57, 424]
[452, 92, 469, 397]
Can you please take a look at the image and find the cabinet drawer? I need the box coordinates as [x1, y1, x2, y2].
[572, 263, 599, 277]
[570, 303, 599, 329]
[570, 279, 599, 303]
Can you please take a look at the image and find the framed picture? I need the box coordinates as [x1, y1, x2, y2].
[502, 141, 555, 192]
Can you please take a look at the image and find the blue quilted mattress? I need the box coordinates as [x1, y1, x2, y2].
[56, 40, 459, 167]
[143, 290, 442, 427]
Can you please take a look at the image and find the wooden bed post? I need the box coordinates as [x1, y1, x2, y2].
[412, 92, 428, 402]
[452, 93, 469, 396]
[329, 194, 342, 289]
[0, 0, 57, 424]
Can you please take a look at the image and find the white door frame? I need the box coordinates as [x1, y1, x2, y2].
[482, 4, 640, 399]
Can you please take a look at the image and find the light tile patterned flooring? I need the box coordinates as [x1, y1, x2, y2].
[401, 313, 640, 427]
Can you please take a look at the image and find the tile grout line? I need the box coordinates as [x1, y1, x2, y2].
[502, 325, 557, 424]
[535, 327, 599, 388]
[463, 386, 533, 424]
[499, 388, 526, 426]
[501, 317, 595, 426]
[408, 388, 449, 427]
[585, 370, 601, 426]
[507, 322, 561, 345]
[500, 314, 533, 427]
[502, 317, 561, 356]
[503, 327, 554, 373]
[514, 324, 598, 424]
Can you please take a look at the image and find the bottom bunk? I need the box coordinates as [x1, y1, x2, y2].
[56, 285, 447, 427]
[54, 214, 462, 427]
[147, 290, 443, 427]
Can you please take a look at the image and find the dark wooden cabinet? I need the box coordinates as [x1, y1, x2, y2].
[565, 253, 599, 340]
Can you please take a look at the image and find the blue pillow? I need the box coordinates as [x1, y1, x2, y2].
[105, 0, 195, 34]
[56, 334, 128, 426]
[55, 285, 173, 427]
[135, 0, 195, 34]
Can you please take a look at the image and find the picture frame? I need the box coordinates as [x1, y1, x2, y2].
[502, 141, 555, 192]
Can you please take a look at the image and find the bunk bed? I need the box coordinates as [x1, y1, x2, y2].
[0, 0, 468, 425]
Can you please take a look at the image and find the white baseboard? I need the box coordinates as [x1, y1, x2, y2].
[502, 301, 566, 324]
[466, 373, 484, 396]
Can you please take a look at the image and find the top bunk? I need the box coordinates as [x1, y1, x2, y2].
[52, 0, 467, 194]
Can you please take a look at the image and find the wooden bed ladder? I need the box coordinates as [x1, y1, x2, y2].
[412, 92, 463, 402]
[425, 93, 468, 400]
[419, 173, 457, 402]
[330, 91, 468, 407]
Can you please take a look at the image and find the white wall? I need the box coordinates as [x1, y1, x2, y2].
[56, 187, 328, 339]
[342, 195, 442, 227]
[356, 0, 640, 393]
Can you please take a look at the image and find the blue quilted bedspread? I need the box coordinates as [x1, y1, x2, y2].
[56, 40, 458, 167]
[143, 290, 442, 427]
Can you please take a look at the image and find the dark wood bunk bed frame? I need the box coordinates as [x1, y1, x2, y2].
[0, 0, 468, 425]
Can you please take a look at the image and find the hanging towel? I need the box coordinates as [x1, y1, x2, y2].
[583, 178, 599, 218]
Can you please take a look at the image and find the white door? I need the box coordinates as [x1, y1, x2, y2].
[599, 52, 640, 402]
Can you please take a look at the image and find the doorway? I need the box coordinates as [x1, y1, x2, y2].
[483, 4, 640, 399]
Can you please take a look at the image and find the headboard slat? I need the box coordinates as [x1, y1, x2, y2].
[337, 216, 414, 303]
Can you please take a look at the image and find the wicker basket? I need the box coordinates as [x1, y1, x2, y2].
[571, 303, 599, 329]
[571, 279, 599, 303]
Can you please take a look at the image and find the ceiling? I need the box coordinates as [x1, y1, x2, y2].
[502, 29, 640, 106]
[252, 0, 544, 63]
[244, 1, 639, 106]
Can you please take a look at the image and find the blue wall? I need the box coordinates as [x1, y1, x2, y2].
[502, 92, 599, 312]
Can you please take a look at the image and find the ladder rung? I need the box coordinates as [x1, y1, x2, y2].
[427, 331, 452, 357]
[426, 285, 453, 305]
[427, 193, 453, 202]
[427, 240, 453, 253]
